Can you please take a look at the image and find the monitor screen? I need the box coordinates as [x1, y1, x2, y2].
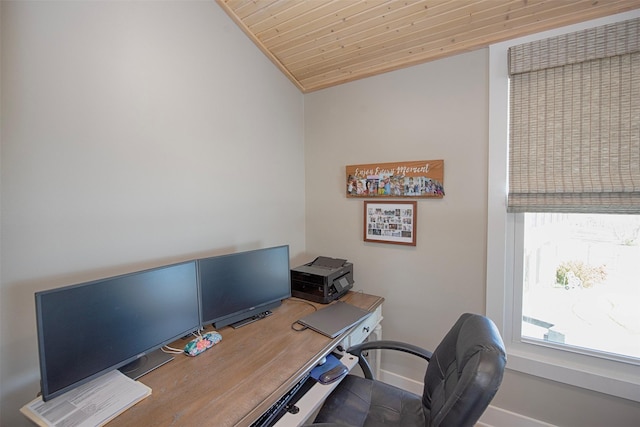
[35, 261, 200, 401]
[199, 245, 291, 328]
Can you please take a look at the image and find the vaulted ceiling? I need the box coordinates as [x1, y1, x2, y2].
[216, 0, 640, 93]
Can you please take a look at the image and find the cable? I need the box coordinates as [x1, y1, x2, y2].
[288, 297, 318, 312]
[162, 345, 184, 354]
[289, 298, 319, 332]
[162, 328, 209, 355]
[291, 321, 308, 332]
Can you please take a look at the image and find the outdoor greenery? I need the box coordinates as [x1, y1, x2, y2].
[555, 261, 607, 289]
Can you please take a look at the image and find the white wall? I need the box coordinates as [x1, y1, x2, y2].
[303, 50, 640, 426]
[3, 2, 640, 426]
[0, 2, 304, 425]
[304, 51, 489, 378]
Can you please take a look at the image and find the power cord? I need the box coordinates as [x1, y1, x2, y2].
[289, 298, 318, 332]
[291, 322, 308, 332]
[288, 297, 318, 312]
[162, 329, 207, 354]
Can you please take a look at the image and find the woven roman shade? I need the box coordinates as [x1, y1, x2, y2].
[507, 18, 640, 213]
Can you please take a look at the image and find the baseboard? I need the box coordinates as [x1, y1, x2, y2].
[477, 406, 557, 427]
[378, 369, 555, 427]
[378, 368, 423, 394]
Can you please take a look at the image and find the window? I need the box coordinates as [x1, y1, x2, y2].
[521, 212, 640, 361]
[487, 10, 640, 402]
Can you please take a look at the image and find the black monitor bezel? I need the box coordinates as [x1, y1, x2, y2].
[35, 260, 200, 401]
[198, 245, 291, 329]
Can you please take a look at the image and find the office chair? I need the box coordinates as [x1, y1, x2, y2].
[310, 313, 506, 427]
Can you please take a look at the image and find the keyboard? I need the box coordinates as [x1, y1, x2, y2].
[250, 373, 311, 427]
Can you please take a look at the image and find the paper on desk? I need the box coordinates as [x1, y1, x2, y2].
[21, 370, 151, 427]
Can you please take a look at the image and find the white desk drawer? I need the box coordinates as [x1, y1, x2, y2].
[339, 304, 383, 349]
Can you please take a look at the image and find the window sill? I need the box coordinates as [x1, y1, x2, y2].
[505, 343, 640, 403]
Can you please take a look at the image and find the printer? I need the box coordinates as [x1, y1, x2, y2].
[290, 256, 354, 304]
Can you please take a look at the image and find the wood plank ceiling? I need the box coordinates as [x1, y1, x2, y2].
[216, 0, 640, 93]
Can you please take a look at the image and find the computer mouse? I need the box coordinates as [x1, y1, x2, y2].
[319, 364, 348, 384]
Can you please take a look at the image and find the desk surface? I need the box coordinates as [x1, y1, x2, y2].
[108, 291, 383, 427]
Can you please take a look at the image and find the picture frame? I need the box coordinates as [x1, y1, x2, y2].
[363, 201, 417, 246]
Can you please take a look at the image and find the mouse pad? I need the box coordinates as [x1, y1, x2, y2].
[309, 354, 346, 382]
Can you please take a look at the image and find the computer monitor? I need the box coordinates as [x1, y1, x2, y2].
[198, 245, 291, 329]
[35, 260, 200, 401]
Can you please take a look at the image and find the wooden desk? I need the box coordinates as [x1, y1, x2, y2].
[108, 292, 383, 427]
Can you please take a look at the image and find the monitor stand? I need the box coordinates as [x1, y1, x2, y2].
[231, 310, 273, 329]
[119, 348, 174, 380]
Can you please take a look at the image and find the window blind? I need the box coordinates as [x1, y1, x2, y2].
[507, 18, 640, 213]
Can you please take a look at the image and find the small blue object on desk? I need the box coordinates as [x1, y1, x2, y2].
[184, 331, 222, 356]
[310, 354, 348, 385]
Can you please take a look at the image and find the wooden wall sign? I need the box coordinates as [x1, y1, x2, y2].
[346, 160, 444, 198]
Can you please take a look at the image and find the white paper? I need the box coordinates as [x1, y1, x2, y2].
[22, 370, 151, 427]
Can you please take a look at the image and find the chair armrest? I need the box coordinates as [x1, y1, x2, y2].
[347, 340, 433, 379]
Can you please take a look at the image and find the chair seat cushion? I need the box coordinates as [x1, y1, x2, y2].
[314, 375, 427, 427]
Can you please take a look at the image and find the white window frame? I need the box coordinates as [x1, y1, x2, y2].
[487, 9, 640, 403]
